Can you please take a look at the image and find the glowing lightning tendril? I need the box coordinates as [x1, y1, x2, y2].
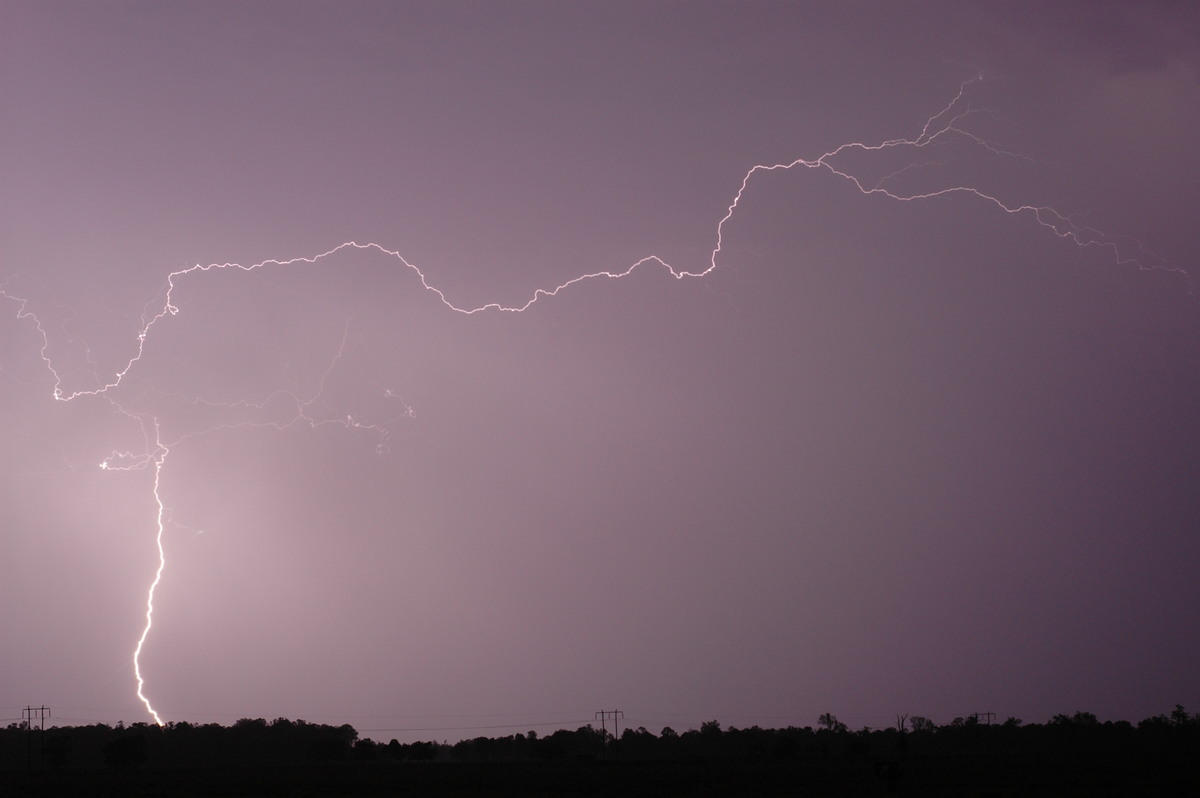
[0, 79, 1187, 726]
[131, 434, 168, 727]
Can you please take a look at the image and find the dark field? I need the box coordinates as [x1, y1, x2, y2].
[5, 750, 1200, 798]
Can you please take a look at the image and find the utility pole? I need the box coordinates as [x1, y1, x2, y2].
[974, 711, 995, 726]
[594, 710, 623, 759]
[22, 705, 50, 771]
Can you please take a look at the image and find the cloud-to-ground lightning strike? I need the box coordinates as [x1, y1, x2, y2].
[99, 424, 169, 727]
[0, 80, 1187, 726]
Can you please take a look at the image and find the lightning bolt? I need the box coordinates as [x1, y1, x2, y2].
[1, 78, 1187, 726]
[92, 410, 168, 725]
[100, 428, 169, 726]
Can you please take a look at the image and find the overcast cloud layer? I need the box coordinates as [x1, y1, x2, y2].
[3, 1, 1199, 739]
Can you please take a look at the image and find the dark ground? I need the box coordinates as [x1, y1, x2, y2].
[4, 750, 1199, 798]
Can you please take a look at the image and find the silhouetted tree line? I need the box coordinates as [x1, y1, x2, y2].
[3, 706, 1199, 772]
[0, 717, 359, 771]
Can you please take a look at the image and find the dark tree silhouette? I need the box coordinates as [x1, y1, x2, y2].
[818, 713, 847, 733]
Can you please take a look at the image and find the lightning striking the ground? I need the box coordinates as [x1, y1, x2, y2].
[1, 79, 1186, 726]
[100, 424, 169, 727]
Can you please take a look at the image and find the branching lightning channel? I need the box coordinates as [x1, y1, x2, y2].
[77, 325, 388, 726]
[1, 78, 1187, 727]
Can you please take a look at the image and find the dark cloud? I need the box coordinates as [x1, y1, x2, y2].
[3, 1, 1197, 738]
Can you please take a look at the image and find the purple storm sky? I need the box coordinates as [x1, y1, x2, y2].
[3, 1, 1199, 740]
